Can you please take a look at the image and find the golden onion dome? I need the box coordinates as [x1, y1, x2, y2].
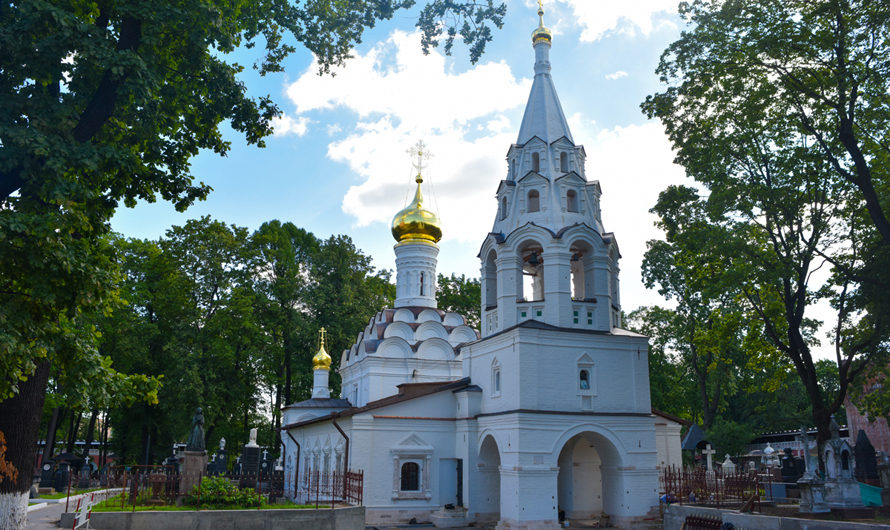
[391, 174, 442, 243]
[531, 1, 552, 45]
[311, 328, 332, 371]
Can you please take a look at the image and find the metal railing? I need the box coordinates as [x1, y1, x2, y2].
[59, 465, 363, 511]
[295, 470, 363, 508]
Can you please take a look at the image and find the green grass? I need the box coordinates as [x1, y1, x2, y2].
[90, 495, 319, 512]
[39, 487, 106, 500]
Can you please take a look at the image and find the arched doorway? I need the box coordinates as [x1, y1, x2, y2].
[557, 432, 623, 520]
[477, 435, 501, 522]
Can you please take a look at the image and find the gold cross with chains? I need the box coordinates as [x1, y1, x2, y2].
[406, 140, 433, 175]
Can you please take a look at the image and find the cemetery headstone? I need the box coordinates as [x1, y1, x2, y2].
[796, 427, 829, 514]
[877, 451, 890, 507]
[702, 444, 716, 471]
[240, 427, 261, 487]
[854, 429, 879, 482]
[721, 454, 736, 473]
[38, 460, 54, 490]
[208, 438, 227, 475]
[259, 449, 271, 477]
[821, 415, 869, 516]
[781, 447, 799, 483]
[54, 461, 70, 492]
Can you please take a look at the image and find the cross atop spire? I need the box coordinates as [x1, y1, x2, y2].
[406, 140, 433, 182]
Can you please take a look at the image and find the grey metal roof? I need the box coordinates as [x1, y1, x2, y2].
[283, 398, 352, 410]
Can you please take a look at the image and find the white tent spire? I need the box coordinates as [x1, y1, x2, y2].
[516, 2, 574, 145]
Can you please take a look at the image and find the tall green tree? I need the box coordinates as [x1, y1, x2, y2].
[251, 221, 317, 446]
[643, 0, 890, 443]
[643, 0, 890, 245]
[306, 236, 396, 399]
[0, 0, 504, 522]
[436, 274, 481, 330]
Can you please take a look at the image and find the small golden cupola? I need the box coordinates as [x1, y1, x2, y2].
[531, 0, 552, 45]
[391, 141, 442, 243]
[312, 327, 331, 371]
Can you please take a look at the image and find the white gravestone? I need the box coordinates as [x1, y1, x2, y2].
[702, 444, 716, 471]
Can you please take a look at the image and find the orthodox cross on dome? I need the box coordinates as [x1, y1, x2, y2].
[318, 327, 326, 348]
[406, 140, 433, 181]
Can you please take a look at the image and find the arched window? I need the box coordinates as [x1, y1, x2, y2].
[560, 152, 568, 172]
[496, 371, 501, 392]
[512, 159, 517, 179]
[528, 190, 540, 212]
[579, 370, 589, 390]
[400, 462, 420, 491]
[419, 272, 424, 296]
[501, 196, 508, 220]
[566, 190, 578, 212]
[532, 152, 540, 173]
[841, 451, 850, 471]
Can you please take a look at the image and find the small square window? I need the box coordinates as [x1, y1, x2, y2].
[573, 310, 579, 317]
[588, 319, 593, 325]
[521, 311, 527, 318]
[536, 310, 542, 317]
[574, 318, 579, 324]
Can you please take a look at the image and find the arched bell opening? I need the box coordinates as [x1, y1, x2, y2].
[483, 249, 498, 310]
[518, 240, 545, 302]
[568, 240, 595, 301]
[477, 435, 502, 523]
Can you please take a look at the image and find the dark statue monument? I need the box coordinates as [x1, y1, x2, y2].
[186, 407, 205, 452]
[181, 407, 208, 494]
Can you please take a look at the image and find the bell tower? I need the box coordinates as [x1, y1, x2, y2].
[479, 1, 622, 338]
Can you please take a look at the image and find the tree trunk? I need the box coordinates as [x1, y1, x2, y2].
[101, 412, 110, 468]
[140, 424, 149, 466]
[66, 411, 82, 453]
[81, 408, 99, 461]
[0, 360, 51, 530]
[40, 407, 61, 467]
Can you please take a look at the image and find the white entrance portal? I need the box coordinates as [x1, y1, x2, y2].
[476, 435, 501, 523]
[556, 432, 622, 520]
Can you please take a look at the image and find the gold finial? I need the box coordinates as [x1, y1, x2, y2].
[532, 0, 552, 44]
[312, 327, 332, 371]
[392, 140, 443, 243]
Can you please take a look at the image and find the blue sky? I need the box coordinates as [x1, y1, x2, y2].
[113, 0, 692, 315]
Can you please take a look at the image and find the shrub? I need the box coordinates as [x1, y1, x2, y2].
[182, 476, 265, 508]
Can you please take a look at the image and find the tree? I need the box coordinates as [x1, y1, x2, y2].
[626, 306, 700, 423]
[644, 1, 890, 444]
[306, 236, 396, 401]
[0, 1, 504, 521]
[436, 274, 481, 330]
[705, 419, 754, 460]
[643, 0, 890, 246]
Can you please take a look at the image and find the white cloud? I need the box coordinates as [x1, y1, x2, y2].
[284, 30, 531, 244]
[271, 115, 309, 137]
[558, 0, 678, 41]
[327, 124, 342, 136]
[605, 70, 628, 80]
[581, 122, 690, 309]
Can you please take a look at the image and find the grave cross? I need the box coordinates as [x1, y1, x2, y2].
[702, 444, 716, 470]
[262, 449, 269, 461]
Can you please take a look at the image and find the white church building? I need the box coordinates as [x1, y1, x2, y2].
[281, 5, 682, 528]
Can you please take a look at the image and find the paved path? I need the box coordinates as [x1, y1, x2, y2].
[26, 502, 65, 530]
